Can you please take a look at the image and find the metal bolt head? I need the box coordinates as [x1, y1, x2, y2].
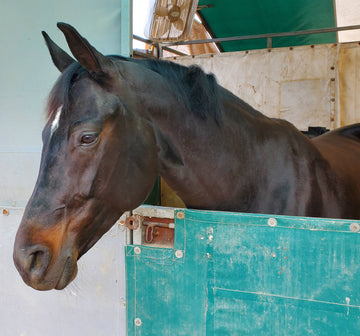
[175, 250, 183, 258]
[350, 222, 360, 233]
[134, 246, 141, 255]
[2, 209, 9, 216]
[268, 218, 277, 227]
[125, 216, 139, 230]
[134, 318, 142, 327]
[176, 211, 185, 219]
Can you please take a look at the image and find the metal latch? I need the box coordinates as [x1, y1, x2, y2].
[125, 214, 175, 246]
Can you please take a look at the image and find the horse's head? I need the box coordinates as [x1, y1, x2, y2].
[13, 23, 158, 290]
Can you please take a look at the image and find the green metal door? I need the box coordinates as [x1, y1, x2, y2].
[126, 209, 360, 335]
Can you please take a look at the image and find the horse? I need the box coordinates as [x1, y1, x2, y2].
[13, 23, 360, 291]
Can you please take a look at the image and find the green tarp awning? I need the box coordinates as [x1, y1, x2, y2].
[197, 0, 337, 51]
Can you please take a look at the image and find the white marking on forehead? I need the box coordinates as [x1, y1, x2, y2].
[51, 105, 63, 135]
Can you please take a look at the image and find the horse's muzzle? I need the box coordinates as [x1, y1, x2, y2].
[14, 244, 51, 284]
[13, 240, 78, 291]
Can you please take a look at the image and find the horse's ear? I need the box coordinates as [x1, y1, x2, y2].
[42, 31, 75, 72]
[57, 22, 111, 76]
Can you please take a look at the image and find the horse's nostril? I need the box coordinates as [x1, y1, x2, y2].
[30, 250, 44, 271]
[26, 245, 51, 281]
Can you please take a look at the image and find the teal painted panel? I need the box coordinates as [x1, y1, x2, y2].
[126, 210, 360, 335]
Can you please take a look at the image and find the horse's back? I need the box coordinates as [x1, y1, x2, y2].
[312, 123, 360, 159]
[336, 123, 360, 141]
[312, 123, 360, 218]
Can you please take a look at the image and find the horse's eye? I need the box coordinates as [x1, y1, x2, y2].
[80, 133, 98, 145]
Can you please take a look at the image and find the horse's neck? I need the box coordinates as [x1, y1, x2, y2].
[144, 86, 274, 210]
[123, 61, 315, 211]
[125, 65, 349, 216]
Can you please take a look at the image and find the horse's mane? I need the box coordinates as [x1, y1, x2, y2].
[46, 56, 223, 123]
[132, 58, 223, 123]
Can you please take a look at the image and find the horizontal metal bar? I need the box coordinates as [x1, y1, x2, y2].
[143, 221, 175, 229]
[164, 24, 360, 46]
[132, 50, 157, 59]
[133, 34, 154, 44]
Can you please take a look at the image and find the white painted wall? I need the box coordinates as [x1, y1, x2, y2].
[0, 1, 131, 335]
[0, 0, 130, 207]
[0, 208, 127, 336]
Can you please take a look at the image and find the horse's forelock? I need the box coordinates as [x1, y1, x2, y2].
[45, 63, 85, 120]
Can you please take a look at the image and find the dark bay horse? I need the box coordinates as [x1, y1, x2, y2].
[14, 23, 360, 290]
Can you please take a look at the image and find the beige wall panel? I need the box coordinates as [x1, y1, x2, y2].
[280, 79, 332, 130]
[338, 43, 360, 126]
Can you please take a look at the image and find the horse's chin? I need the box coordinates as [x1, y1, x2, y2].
[54, 258, 78, 290]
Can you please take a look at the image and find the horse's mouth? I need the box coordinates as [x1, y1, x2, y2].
[28, 259, 78, 291]
[54, 256, 78, 290]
